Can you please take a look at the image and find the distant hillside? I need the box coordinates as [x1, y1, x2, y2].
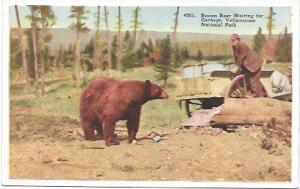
[11, 28, 275, 49]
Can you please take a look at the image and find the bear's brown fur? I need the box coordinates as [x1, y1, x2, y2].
[80, 78, 168, 146]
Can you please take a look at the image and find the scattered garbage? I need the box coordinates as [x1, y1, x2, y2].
[152, 135, 161, 142]
[140, 131, 169, 143]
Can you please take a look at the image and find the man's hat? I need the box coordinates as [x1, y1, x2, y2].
[230, 33, 240, 40]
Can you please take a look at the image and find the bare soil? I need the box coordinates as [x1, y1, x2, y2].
[9, 108, 291, 182]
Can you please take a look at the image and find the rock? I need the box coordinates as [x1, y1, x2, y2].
[121, 165, 134, 172]
[42, 156, 53, 164]
[154, 166, 161, 170]
[124, 152, 134, 158]
[57, 156, 68, 162]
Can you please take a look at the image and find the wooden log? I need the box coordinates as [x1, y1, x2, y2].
[211, 98, 291, 144]
[211, 115, 290, 126]
[211, 98, 291, 125]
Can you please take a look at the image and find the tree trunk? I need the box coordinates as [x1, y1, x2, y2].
[133, 7, 139, 50]
[56, 47, 64, 72]
[103, 6, 111, 70]
[30, 7, 39, 89]
[117, 6, 122, 67]
[118, 7, 121, 49]
[93, 6, 101, 70]
[39, 10, 47, 96]
[104, 6, 109, 33]
[164, 78, 168, 88]
[14, 5, 31, 93]
[173, 7, 179, 46]
[268, 7, 273, 41]
[75, 29, 81, 88]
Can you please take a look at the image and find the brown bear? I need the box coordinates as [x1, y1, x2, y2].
[80, 78, 168, 146]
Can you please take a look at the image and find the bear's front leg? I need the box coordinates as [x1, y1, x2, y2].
[81, 119, 99, 141]
[127, 111, 141, 144]
[103, 119, 120, 146]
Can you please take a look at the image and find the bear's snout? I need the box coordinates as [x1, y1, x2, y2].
[160, 91, 169, 99]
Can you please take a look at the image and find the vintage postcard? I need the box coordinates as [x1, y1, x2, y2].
[1, 0, 299, 188]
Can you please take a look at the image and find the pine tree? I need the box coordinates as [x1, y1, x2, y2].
[140, 41, 149, 56]
[82, 39, 95, 71]
[276, 26, 292, 62]
[103, 6, 109, 33]
[103, 7, 112, 69]
[148, 38, 154, 52]
[120, 49, 137, 72]
[56, 45, 64, 69]
[120, 31, 137, 72]
[195, 49, 203, 61]
[84, 39, 95, 57]
[123, 30, 133, 49]
[265, 7, 276, 61]
[285, 27, 292, 62]
[69, 6, 89, 88]
[154, 35, 174, 87]
[173, 44, 182, 68]
[267, 7, 274, 41]
[24, 29, 36, 79]
[180, 47, 190, 61]
[116, 7, 122, 53]
[93, 6, 101, 70]
[131, 7, 142, 50]
[38, 5, 56, 95]
[14, 5, 31, 93]
[124, 31, 130, 42]
[252, 27, 266, 54]
[136, 41, 149, 65]
[110, 35, 118, 69]
[10, 31, 22, 72]
[27, 6, 40, 90]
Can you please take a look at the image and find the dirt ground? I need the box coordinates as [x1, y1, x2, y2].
[9, 108, 291, 182]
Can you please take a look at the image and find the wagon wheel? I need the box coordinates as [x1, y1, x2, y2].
[226, 74, 251, 98]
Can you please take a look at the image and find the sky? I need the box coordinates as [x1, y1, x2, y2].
[9, 6, 292, 35]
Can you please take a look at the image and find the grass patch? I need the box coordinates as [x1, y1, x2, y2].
[10, 67, 185, 129]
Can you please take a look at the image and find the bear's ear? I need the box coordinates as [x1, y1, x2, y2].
[145, 80, 151, 86]
[145, 80, 151, 94]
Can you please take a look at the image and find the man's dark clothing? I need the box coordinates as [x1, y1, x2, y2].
[232, 42, 267, 97]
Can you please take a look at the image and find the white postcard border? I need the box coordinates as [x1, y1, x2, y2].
[1, 0, 299, 188]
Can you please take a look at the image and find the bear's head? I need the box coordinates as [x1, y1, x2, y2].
[145, 80, 168, 100]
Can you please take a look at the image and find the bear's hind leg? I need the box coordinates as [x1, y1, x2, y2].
[93, 118, 103, 140]
[103, 119, 120, 146]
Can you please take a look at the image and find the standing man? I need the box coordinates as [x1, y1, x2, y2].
[231, 33, 267, 97]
